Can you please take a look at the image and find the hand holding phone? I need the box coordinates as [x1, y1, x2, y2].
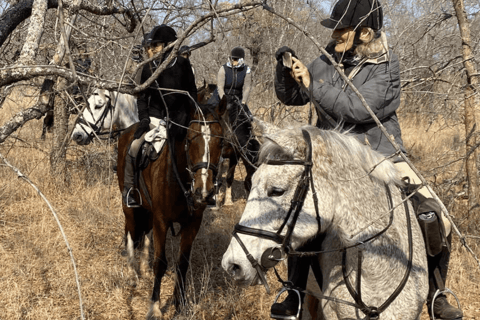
[282, 52, 293, 69]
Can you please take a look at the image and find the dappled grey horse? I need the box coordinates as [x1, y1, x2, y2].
[222, 123, 428, 320]
[71, 89, 138, 145]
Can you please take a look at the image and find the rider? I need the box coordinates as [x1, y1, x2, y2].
[210, 47, 256, 157]
[272, 0, 463, 319]
[122, 24, 197, 207]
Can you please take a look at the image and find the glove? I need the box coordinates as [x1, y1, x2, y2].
[134, 119, 150, 139]
[275, 46, 296, 61]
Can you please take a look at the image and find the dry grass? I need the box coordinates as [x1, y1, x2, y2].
[0, 91, 479, 319]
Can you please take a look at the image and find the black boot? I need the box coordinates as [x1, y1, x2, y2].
[270, 255, 310, 319]
[122, 155, 141, 208]
[427, 235, 463, 320]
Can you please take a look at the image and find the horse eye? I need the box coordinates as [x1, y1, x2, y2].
[94, 104, 103, 109]
[268, 187, 285, 197]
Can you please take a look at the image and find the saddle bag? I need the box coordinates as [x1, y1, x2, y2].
[403, 183, 447, 257]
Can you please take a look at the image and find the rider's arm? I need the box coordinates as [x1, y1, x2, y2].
[217, 66, 226, 99]
[182, 57, 197, 103]
[309, 53, 401, 124]
[136, 65, 151, 122]
[242, 67, 252, 104]
[274, 60, 309, 106]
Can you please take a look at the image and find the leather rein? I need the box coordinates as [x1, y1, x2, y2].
[232, 129, 414, 319]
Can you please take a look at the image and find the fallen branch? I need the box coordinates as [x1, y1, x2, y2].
[0, 152, 85, 320]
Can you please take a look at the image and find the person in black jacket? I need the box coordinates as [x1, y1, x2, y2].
[122, 25, 197, 207]
[271, 1, 463, 319]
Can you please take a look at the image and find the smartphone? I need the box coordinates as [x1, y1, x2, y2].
[282, 52, 293, 69]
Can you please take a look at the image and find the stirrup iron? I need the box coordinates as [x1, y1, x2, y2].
[270, 287, 302, 320]
[431, 288, 462, 320]
[126, 187, 142, 208]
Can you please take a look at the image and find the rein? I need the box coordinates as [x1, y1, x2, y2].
[232, 129, 414, 319]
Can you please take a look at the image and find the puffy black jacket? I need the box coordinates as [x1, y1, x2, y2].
[137, 56, 197, 123]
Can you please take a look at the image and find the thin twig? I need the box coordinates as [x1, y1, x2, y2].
[0, 152, 85, 320]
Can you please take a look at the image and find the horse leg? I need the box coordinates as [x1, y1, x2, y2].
[140, 231, 153, 277]
[147, 221, 169, 320]
[224, 156, 237, 206]
[173, 213, 203, 309]
[124, 206, 151, 286]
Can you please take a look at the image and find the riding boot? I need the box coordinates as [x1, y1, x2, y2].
[270, 255, 311, 319]
[426, 234, 463, 320]
[122, 154, 141, 208]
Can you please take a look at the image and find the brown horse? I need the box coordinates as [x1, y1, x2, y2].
[197, 80, 217, 104]
[116, 98, 226, 319]
[196, 81, 259, 206]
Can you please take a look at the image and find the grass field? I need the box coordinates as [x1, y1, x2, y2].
[0, 86, 479, 319]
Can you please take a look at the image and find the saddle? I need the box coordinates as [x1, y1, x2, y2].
[132, 140, 164, 208]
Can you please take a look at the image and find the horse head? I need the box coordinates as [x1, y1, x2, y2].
[222, 124, 403, 289]
[197, 80, 217, 104]
[186, 97, 227, 206]
[71, 89, 114, 145]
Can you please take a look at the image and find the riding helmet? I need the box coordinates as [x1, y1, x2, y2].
[230, 47, 245, 59]
[143, 24, 177, 47]
[321, 0, 383, 31]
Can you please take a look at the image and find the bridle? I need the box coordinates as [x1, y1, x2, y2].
[232, 129, 320, 294]
[75, 91, 122, 141]
[231, 129, 414, 320]
[185, 119, 223, 181]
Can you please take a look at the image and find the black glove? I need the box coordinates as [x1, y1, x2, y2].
[275, 46, 296, 61]
[134, 119, 150, 139]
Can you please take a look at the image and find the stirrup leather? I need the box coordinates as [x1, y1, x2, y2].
[126, 187, 142, 208]
[270, 287, 302, 320]
[431, 288, 462, 320]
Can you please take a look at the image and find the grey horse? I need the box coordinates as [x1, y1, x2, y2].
[222, 123, 428, 320]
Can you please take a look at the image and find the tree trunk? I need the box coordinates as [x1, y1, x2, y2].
[452, 0, 480, 232]
[17, 0, 47, 65]
[48, 0, 78, 181]
[49, 80, 68, 178]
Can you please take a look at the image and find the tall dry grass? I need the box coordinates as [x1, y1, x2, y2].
[0, 88, 479, 320]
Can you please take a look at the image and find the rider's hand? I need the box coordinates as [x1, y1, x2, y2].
[275, 46, 296, 61]
[134, 119, 150, 140]
[291, 57, 311, 88]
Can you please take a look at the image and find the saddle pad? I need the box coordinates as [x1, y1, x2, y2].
[144, 118, 167, 153]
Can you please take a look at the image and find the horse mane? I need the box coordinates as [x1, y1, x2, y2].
[259, 125, 401, 186]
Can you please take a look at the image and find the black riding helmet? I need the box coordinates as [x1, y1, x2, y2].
[142, 24, 177, 47]
[230, 47, 245, 59]
[321, 0, 383, 31]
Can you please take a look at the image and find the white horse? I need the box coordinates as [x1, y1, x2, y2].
[222, 123, 428, 320]
[71, 88, 138, 145]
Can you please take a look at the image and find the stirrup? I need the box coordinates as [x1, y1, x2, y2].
[126, 187, 142, 208]
[270, 287, 302, 320]
[431, 288, 462, 320]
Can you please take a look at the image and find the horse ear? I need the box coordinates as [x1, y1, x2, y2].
[203, 79, 207, 89]
[216, 95, 228, 116]
[252, 118, 280, 144]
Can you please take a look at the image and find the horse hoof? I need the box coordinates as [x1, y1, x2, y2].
[120, 249, 128, 257]
[146, 301, 162, 320]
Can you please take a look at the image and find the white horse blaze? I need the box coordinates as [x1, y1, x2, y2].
[200, 124, 211, 195]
